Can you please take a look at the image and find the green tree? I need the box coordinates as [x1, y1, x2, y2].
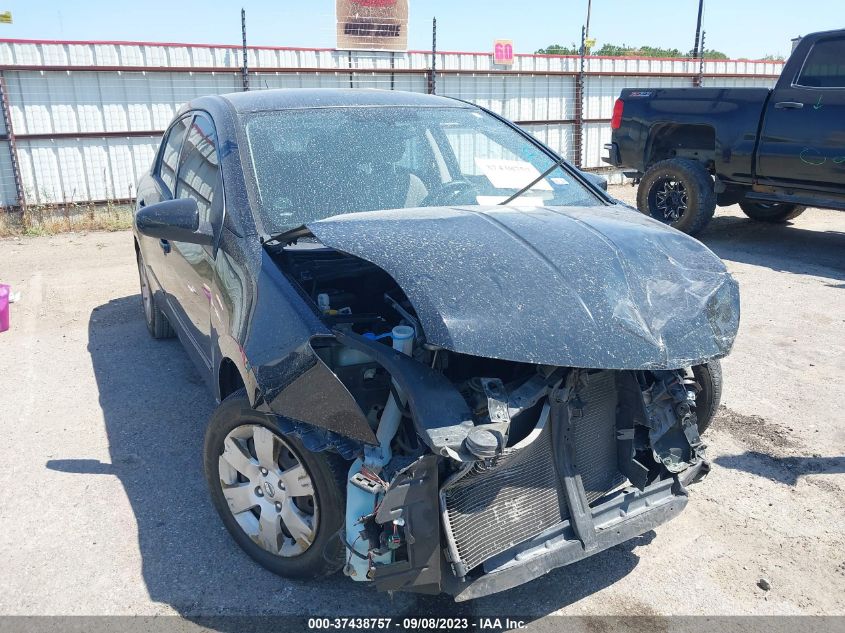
[687, 48, 729, 59]
[534, 43, 579, 55]
[592, 43, 684, 57]
[593, 43, 631, 56]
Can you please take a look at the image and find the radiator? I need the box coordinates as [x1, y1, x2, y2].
[442, 370, 625, 574]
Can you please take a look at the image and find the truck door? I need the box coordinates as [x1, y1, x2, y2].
[756, 35, 845, 193]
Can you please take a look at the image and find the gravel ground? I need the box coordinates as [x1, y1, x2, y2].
[0, 187, 843, 624]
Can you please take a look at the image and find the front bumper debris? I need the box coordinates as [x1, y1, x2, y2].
[444, 460, 706, 601]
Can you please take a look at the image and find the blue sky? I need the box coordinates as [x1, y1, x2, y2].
[1, 1, 842, 59]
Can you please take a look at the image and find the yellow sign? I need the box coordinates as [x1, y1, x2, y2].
[585, 38, 596, 49]
[0, 11, 12, 24]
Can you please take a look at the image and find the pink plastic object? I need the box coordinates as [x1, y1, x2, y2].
[0, 284, 10, 333]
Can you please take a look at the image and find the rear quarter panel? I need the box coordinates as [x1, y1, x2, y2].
[614, 88, 771, 182]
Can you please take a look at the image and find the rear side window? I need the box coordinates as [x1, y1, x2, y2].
[797, 38, 845, 88]
[159, 117, 190, 195]
[175, 114, 222, 229]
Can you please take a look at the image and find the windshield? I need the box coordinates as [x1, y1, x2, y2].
[244, 106, 602, 234]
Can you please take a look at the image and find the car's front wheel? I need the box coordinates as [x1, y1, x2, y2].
[739, 201, 806, 223]
[690, 360, 722, 435]
[204, 389, 347, 579]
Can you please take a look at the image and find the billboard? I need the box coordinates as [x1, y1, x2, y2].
[336, 0, 409, 51]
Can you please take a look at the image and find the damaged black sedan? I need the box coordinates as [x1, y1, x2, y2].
[132, 89, 739, 600]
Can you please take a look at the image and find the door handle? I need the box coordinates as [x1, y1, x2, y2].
[159, 239, 171, 254]
[774, 101, 804, 109]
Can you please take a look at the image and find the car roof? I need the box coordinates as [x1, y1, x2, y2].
[201, 88, 473, 114]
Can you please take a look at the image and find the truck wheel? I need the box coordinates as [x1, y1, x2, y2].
[691, 360, 722, 435]
[637, 158, 716, 235]
[137, 252, 175, 339]
[204, 389, 347, 579]
[739, 201, 806, 223]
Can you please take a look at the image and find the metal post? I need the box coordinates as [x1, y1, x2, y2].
[0, 72, 25, 212]
[698, 31, 706, 88]
[573, 25, 586, 168]
[241, 8, 249, 91]
[585, 0, 592, 42]
[429, 17, 437, 95]
[692, 0, 704, 62]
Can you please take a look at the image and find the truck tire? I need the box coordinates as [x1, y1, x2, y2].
[637, 158, 717, 235]
[204, 389, 347, 579]
[739, 201, 806, 223]
[691, 360, 722, 435]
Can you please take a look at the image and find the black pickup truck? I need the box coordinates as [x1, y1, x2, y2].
[604, 29, 845, 234]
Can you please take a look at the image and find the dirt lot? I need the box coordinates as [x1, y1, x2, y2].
[0, 186, 843, 623]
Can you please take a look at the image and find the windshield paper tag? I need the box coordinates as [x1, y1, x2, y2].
[475, 158, 553, 191]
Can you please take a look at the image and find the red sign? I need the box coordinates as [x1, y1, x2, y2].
[494, 40, 514, 65]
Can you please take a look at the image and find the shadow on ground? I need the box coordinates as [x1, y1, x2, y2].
[696, 214, 845, 280]
[45, 294, 649, 628]
[715, 451, 845, 486]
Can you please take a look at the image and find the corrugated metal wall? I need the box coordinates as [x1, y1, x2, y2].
[0, 39, 783, 207]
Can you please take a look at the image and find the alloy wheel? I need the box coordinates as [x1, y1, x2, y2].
[218, 424, 318, 557]
[653, 178, 688, 222]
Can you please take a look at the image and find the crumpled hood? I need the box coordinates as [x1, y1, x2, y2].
[307, 205, 739, 369]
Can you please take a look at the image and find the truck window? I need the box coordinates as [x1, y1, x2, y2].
[796, 38, 845, 88]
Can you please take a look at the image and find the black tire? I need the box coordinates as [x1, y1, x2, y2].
[204, 389, 347, 579]
[637, 158, 717, 235]
[137, 251, 175, 339]
[691, 360, 722, 435]
[739, 201, 806, 223]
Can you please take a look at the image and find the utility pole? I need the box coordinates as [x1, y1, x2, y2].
[241, 8, 249, 91]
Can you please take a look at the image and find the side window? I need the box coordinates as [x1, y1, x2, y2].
[158, 117, 189, 195]
[797, 38, 845, 88]
[175, 114, 222, 231]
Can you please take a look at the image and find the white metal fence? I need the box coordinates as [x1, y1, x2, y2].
[0, 38, 784, 208]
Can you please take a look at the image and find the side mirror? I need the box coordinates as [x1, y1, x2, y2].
[580, 170, 608, 191]
[135, 198, 213, 246]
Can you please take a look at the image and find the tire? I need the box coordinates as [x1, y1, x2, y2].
[637, 158, 717, 235]
[691, 360, 722, 435]
[137, 251, 175, 339]
[204, 389, 347, 579]
[739, 201, 806, 223]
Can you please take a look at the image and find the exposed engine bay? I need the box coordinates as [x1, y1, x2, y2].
[270, 237, 712, 599]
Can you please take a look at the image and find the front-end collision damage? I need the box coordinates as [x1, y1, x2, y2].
[306, 205, 740, 370]
[243, 203, 738, 598]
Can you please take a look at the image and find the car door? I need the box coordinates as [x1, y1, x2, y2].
[756, 35, 845, 192]
[167, 112, 225, 374]
[139, 115, 191, 305]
